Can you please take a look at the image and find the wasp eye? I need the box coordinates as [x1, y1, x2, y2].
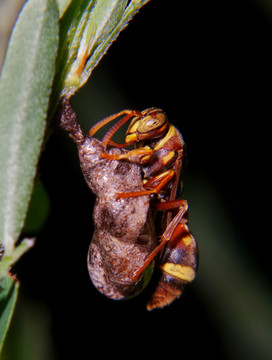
[138, 111, 167, 133]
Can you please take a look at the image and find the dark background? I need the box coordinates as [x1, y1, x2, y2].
[6, 0, 272, 359]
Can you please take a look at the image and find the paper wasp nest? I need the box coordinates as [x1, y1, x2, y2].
[79, 137, 157, 299]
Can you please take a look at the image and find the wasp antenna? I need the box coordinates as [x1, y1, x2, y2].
[88, 109, 138, 138]
[102, 111, 141, 148]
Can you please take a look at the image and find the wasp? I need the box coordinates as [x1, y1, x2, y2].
[88, 108, 198, 310]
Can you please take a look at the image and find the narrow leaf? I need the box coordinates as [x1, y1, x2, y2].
[82, 0, 151, 86]
[57, 0, 150, 96]
[0, 274, 19, 353]
[0, 0, 59, 256]
[64, 0, 128, 92]
[56, 0, 73, 18]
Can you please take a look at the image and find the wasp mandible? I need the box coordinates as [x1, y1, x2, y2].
[88, 108, 198, 310]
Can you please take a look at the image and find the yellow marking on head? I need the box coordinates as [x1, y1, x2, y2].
[125, 133, 138, 143]
[183, 234, 194, 246]
[161, 263, 195, 282]
[127, 120, 140, 134]
[162, 151, 175, 165]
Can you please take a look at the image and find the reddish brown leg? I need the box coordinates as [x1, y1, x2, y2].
[116, 170, 175, 199]
[131, 199, 188, 281]
[100, 148, 154, 164]
[107, 139, 128, 148]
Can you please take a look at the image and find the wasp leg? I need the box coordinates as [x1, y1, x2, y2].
[101, 148, 154, 164]
[106, 140, 128, 148]
[116, 170, 175, 199]
[131, 200, 188, 282]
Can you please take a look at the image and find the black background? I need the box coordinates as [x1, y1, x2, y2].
[11, 1, 272, 359]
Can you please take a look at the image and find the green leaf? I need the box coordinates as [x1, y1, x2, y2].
[0, 239, 35, 282]
[50, 0, 96, 107]
[64, 0, 128, 91]
[0, 0, 59, 260]
[0, 274, 19, 353]
[56, 0, 73, 18]
[81, 0, 151, 88]
[51, 0, 151, 101]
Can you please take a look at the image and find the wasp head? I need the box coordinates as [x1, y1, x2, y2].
[125, 108, 169, 145]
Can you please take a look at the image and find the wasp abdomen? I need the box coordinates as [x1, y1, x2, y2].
[147, 223, 197, 310]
